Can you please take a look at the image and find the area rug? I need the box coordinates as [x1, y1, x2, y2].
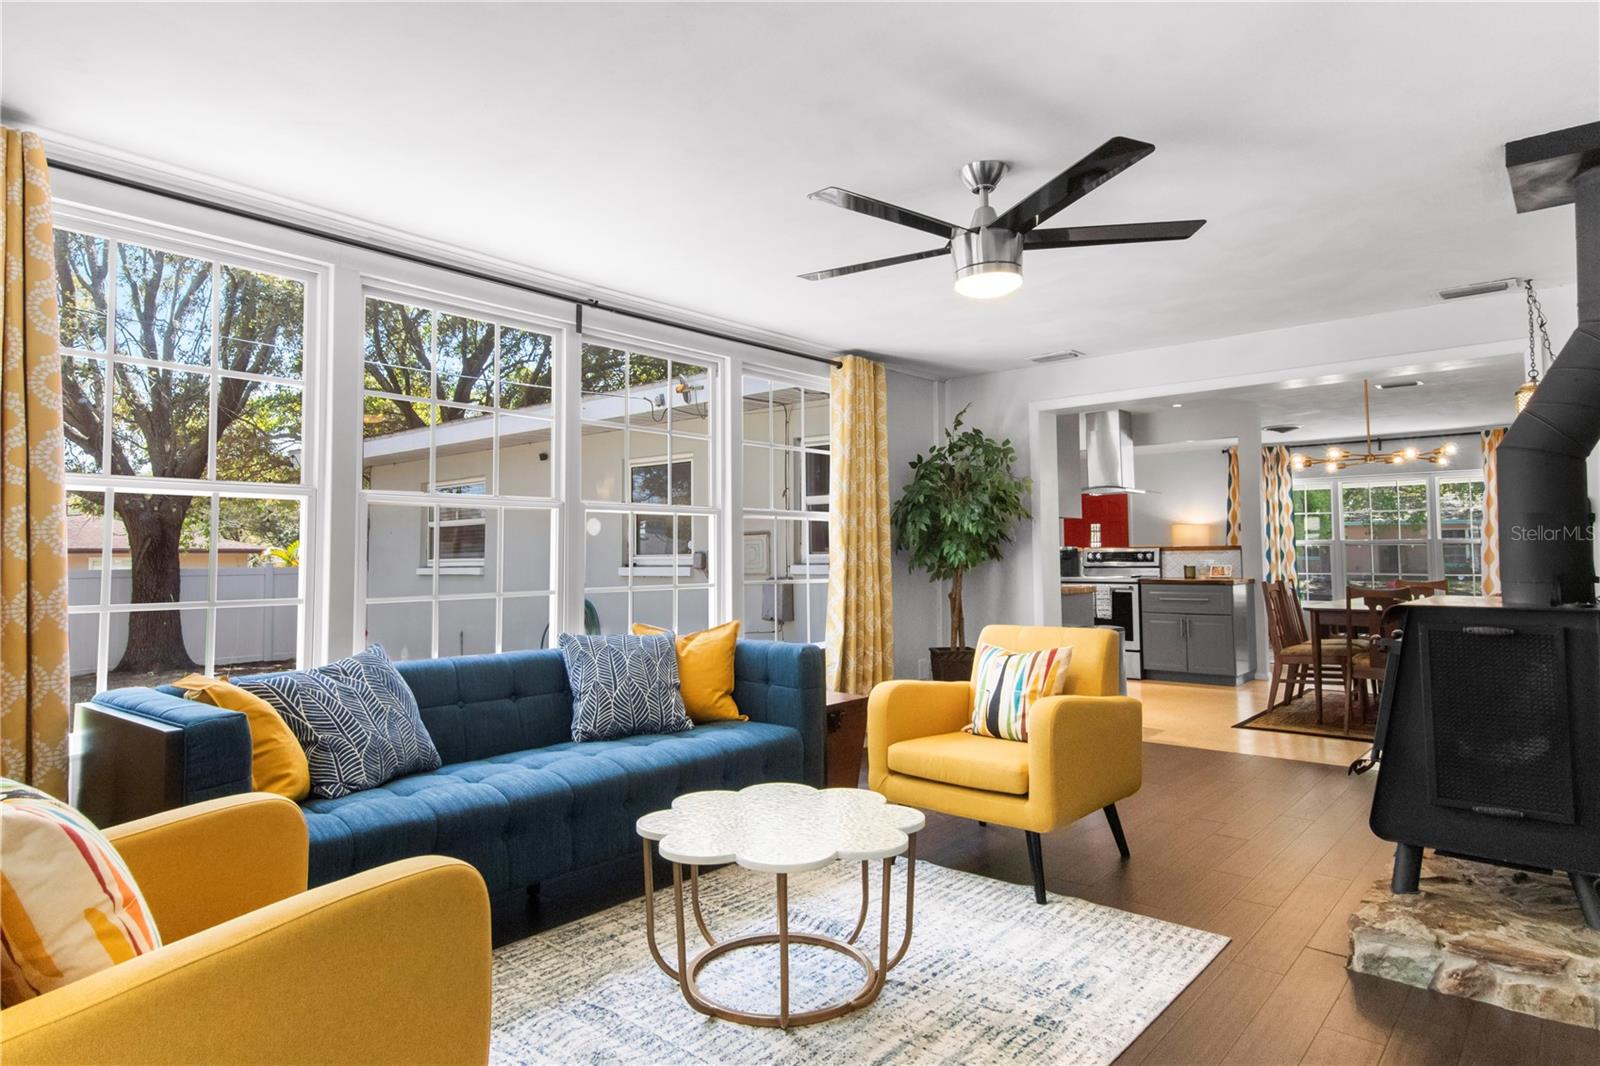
[1235, 690, 1375, 741]
[491, 860, 1228, 1065]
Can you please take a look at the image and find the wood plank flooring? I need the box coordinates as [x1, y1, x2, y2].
[911, 741, 1600, 1066]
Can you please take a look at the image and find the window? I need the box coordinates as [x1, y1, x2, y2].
[580, 342, 718, 634]
[361, 295, 558, 659]
[424, 479, 488, 569]
[1292, 472, 1486, 601]
[741, 373, 830, 643]
[629, 457, 693, 561]
[57, 226, 313, 704]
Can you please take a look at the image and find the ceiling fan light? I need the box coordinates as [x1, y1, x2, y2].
[953, 262, 1023, 299]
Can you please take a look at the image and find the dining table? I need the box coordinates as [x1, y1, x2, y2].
[1302, 598, 1372, 728]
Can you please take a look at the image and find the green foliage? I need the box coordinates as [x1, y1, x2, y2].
[890, 406, 1032, 581]
[262, 540, 300, 568]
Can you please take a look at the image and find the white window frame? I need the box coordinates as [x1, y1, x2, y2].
[798, 436, 830, 570]
[359, 285, 565, 657]
[419, 477, 489, 574]
[52, 206, 324, 698]
[1292, 470, 1487, 602]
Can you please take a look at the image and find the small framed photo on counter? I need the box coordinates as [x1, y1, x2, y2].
[1208, 564, 1234, 578]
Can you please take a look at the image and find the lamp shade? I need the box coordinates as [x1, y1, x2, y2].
[1169, 522, 1215, 547]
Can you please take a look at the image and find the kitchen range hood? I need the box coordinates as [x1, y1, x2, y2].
[1081, 409, 1144, 494]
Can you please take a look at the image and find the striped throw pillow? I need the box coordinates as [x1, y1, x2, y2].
[968, 644, 1074, 741]
[0, 779, 161, 1005]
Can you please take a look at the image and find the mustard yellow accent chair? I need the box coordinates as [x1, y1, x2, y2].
[2, 792, 492, 1066]
[868, 625, 1142, 903]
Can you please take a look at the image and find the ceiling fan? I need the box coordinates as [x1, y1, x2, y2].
[800, 136, 1205, 299]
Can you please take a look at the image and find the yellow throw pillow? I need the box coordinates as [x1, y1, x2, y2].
[630, 621, 744, 723]
[175, 675, 311, 802]
[1, 779, 162, 1005]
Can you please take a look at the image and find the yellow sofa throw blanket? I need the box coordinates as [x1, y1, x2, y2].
[967, 644, 1073, 741]
[0, 779, 161, 1004]
[631, 621, 745, 723]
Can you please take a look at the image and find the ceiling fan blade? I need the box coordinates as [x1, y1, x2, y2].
[1024, 219, 1206, 249]
[807, 187, 964, 239]
[798, 245, 950, 281]
[992, 137, 1156, 234]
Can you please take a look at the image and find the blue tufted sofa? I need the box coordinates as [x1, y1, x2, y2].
[75, 642, 825, 908]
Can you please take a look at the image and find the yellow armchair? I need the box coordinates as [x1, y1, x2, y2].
[2, 793, 492, 1066]
[868, 625, 1141, 903]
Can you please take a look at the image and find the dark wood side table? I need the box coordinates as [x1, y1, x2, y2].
[824, 691, 869, 788]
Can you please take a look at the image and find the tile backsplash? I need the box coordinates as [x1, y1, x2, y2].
[1161, 547, 1244, 578]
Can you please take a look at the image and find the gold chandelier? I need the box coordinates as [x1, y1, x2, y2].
[1291, 380, 1458, 473]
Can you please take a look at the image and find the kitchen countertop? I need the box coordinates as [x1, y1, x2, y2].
[1140, 577, 1255, 586]
[1061, 584, 1096, 596]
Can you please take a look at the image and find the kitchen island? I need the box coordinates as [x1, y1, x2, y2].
[1061, 583, 1096, 627]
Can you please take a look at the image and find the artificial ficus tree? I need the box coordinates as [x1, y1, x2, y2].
[890, 406, 1032, 649]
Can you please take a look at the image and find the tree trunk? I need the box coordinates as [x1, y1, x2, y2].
[117, 499, 197, 675]
[948, 569, 966, 649]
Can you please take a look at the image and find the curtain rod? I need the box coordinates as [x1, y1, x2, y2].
[48, 159, 844, 371]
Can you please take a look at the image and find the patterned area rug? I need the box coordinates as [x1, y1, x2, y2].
[1236, 690, 1376, 741]
[492, 860, 1227, 1064]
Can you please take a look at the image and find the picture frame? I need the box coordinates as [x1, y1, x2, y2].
[742, 530, 773, 578]
[1208, 564, 1234, 577]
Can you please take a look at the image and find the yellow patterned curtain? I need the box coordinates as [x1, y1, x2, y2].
[1261, 445, 1297, 584]
[1480, 427, 1508, 597]
[1224, 446, 1241, 546]
[1, 129, 69, 797]
[824, 355, 893, 693]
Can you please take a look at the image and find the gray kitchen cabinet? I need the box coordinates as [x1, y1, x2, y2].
[1139, 582, 1257, 685]
[1141, 615, 1189, 673]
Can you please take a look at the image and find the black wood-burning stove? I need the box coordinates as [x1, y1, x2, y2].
[1368, 122, 1600, 930]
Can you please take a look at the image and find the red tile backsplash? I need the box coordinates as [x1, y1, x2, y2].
[1061, 494, 1130, 547]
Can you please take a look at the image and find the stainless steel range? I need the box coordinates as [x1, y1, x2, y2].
[1077, 548, 1160, 679]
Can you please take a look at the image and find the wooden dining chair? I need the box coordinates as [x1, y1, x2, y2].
[1262, 580, 1348, 715]
[1342, 584, 1413, 732]
[1400, 579, 1448, 596]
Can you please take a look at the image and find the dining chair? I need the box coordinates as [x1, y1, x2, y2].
[1400, 579, 1448, 596]
[1342, 584, 1413, 732]
[1263, 581, 1346, 714]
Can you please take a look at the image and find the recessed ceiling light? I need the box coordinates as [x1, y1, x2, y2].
[1171, 403, 1183, 408]
[1374, 380, 1425, 390]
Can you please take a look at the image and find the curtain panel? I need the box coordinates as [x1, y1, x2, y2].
[1224, 446, 1242, 546]
[1260, 445, 1297, 585]
[0, 129, 70, 798]
[1480, 427, 1508, 597]
[824, 355, 893, 693]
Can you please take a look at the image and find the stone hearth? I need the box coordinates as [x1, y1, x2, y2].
[1348, 855, 1600, 1028]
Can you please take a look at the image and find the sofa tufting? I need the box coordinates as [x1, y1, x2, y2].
[74, 642, 825, 907]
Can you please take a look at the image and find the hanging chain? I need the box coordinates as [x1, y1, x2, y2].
[1524, 279, 1554, 383]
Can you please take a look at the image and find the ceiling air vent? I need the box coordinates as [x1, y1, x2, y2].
[1374, 380, 1424, 390]
[1438, 277, 1522, 300]
[1030, 349, 1084, 364]
[1263, 424, 1301, 434]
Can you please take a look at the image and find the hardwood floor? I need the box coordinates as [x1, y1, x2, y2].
[912, 741, 1600, 1066]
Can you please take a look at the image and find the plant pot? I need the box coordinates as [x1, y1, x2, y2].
[929, 646, 977, 682]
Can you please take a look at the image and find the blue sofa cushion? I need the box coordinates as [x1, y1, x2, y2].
[560, 633, 691, 742]
[298, 720, 802, 889]
[236, 645, 441, 799]
[397, 650, 573, 764]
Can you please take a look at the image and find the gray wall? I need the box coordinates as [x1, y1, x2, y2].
[885, 369, 943, 678]
[1128, 445, 1232, 546]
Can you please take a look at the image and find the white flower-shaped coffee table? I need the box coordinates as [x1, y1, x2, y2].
[636, 782, 925, 1029]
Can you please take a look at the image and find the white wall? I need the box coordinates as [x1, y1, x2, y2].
[1129, 446, 1232, 546]
[885, 369, 943, 678]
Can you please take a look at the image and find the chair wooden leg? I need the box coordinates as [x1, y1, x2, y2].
[1266, 660, 1282, 710]
[1024, 831, 1046, 904]
[1104, 804, 1130, 859]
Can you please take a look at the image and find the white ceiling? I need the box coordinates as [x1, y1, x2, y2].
[3, 3, 1596, 374]
[1125, 353, 1527, 443]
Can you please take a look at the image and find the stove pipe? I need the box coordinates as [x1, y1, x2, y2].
[1497, 125, 1600, 608]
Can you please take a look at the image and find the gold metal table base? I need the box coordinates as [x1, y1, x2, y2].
[641, 834, 917, 1029]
